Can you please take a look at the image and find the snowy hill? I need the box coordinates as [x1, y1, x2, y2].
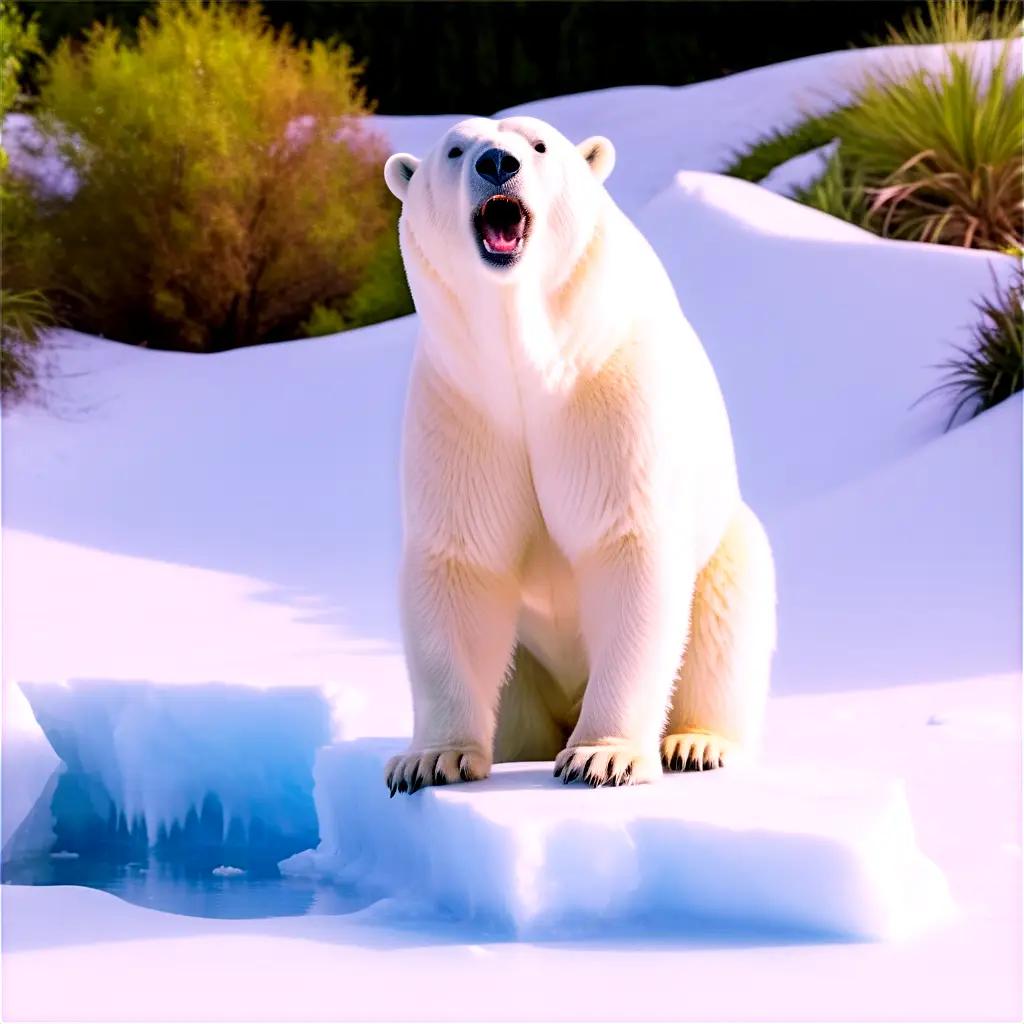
[1, 41, 1020, 1022]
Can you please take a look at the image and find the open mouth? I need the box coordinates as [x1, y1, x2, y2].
[474, 195, 529, 265]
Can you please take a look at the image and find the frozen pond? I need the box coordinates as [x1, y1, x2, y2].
[2, 854, 371, 920]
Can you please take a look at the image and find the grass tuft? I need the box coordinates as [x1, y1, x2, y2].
[721, 111, 843, 183]
[792, 150, 875, 228]
[0, 288, 54, 402]
[830, 46, 1023, 250]
[868, 0, 1022, 47]
[921, 268, 1023, 428]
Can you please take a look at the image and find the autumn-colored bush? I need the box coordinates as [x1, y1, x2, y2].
[11, 1, 409, 351]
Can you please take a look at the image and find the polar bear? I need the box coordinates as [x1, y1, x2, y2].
[382, 116, 776, 793]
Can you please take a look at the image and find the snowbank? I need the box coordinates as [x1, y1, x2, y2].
[635, 171, 1015, 514]
[774, 394, 1022, 692]
[758, 140, 838, 196]
[11, 681, 332, 865]
[282, 739, 952, 941]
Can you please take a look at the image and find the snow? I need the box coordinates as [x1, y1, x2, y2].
[1, 39, 1021, 1021]
[0, 112, 79, 198]
[282, 739, 951, 941]
[758, 139, 838, 195]
[2, 676, 1019, 1023]
[774, 393, 1022, 693]
[635, 170, 1015, 513]
[0, 733, 58, 850]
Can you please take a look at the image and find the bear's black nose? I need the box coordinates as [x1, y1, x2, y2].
[475, 148, 520, 187]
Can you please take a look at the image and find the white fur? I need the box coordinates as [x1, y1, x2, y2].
[383, 117, 776, 793]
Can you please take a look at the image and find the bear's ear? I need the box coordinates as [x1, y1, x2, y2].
[384, 153, 421, 200]
[577, 136, 615, 183]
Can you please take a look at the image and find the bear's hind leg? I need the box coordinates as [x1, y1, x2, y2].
[662, 502, 776, 772]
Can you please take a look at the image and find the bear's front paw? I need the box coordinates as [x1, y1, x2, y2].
[385, 746, 491, 797]
[661, 732, 731, 772]
[553, 744, 660, 787]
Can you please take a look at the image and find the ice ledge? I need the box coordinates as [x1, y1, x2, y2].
[10, 680, 332, 867]
[283, 738, 954, 941]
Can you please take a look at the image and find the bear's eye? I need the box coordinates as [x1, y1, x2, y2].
[534, 141, 546, 154]
[447, 146, 463, 159]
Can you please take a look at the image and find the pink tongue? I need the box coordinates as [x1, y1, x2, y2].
[483, 223, 520, 252]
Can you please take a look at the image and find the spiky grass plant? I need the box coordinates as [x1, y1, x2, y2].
[792, 151, 875, 228]
[870, 0, 1022, 47]
[1, 289, 54, 402]
[923, 269, 1023, 428]
[722, 110, 844, 183]
[829, 46, 1023, 250]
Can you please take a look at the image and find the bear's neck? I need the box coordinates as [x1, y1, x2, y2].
[412, 214, 630, 428]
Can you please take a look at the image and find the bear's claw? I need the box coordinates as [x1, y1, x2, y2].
[385, 747, 491, 796]
[660, 732, 730, 773]
[553, 744, 658, 787]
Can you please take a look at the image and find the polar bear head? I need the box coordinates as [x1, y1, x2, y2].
[384, 116, 614, 288]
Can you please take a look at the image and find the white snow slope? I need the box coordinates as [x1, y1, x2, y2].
[1, 41, 1021, 1022]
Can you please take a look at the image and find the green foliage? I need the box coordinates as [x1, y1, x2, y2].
[792, 150, 875, 228]
[1, 0, 52, 401]
[11, 1, 404, 351]
[301, 304, 348, 339]
[300, 223, 413, 338]
[923, 269, 1023, 428]
[0, 0, 41, 125]
[830, 46, 1023, 250]
[721, 111, 843, 183]
[1, 288, 53, 401]
[726, 1, 1023, 251]
[338, 225, 413, 329]
[868, 0, 1022, 46]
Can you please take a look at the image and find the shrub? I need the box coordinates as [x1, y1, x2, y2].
[301, 304, 348, 339]
[337, 228, 412, 329]
[0, 0, 41, 129]
[1, 0, 53, 402]
[11, 1, 403, 351]
[922, 269, 1023, 428]
[301, 221, 413, 337]
[829, 46, 1023, 250]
